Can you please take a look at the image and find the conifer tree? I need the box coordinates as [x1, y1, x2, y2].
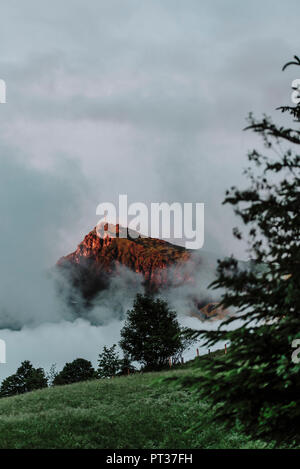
[185, 57, 300, 440]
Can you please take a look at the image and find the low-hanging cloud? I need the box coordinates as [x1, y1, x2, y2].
[0, 148, 91, 329]
[0, 0, 297, 381]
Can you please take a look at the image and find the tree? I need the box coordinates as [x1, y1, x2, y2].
[97, 345, 121, 378]
[183, 57, 300, 441]
[53, 358, 95, 385]
[46, 363, 58, 387]
[118, 354, 135, 376]
[0, 361, 48, 398]
[120, 293, 194, 371]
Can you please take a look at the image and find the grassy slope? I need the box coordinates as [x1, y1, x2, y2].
[0, 367, 276, 450]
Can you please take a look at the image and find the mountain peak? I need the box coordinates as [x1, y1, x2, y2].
[57, 224, 190, 289]
[57, 225, 227, 321]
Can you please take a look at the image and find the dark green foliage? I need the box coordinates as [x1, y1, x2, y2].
[97, 344, 121, 378]
[182, 57, 300, 441]
[120, 293, 194, 371]
[97, 345, 135, 377]
[0, 361, 48, 398]
[118, 354, 136, 376]
[53, 358, 95, 386]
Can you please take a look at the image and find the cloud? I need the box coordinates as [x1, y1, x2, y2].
[0, 305, 244, 382]
[0, 0, 297, 259]
[0, 1, 298, 379]
[0, 319, 122, 382]
[0, 147, 90, 329]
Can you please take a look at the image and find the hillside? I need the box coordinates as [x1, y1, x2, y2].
[0, 366, 281, 449]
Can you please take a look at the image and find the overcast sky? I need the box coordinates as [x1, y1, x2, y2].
[0, 0, 299, 261]
[0, 0, 299, 379]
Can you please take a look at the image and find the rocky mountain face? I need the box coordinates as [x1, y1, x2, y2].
[57, 223, 227, 320]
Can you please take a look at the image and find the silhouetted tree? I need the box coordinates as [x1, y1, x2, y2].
[53, 358, 96, 385]
[120, 294, 194, 371]
[0, 361, 48, 398]
[183, 57, 300, 441]
[118, 354, 136, 376]
[97, 345, 121, 378]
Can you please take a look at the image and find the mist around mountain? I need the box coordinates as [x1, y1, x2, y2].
[56, 223, 238, 323]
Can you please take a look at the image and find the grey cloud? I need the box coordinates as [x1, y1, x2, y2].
[0, 0, 298, 377]
[0, 147, 91, 328]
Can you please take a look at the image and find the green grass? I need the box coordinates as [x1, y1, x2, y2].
[0, 367, 278, 449]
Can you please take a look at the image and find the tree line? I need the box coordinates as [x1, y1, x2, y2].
[0, 294, 195, 398]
